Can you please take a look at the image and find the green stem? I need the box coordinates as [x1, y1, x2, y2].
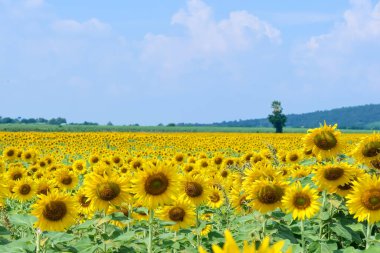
[262, 216, 267, 240]
[148, 209, 154, 253]
[366, 221, 372, 249]
[35, 228, 41, 253]
[196, 207, 200, 247]
[300, 219, 306, 253]
[103, 210, 107, 253]
[319, 191, 326, 240]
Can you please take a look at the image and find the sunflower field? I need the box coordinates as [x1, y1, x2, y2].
[1, 123, 380, 252]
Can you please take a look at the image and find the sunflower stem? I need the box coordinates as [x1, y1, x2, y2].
[196, 207, 200, 247]
[366, 221, 372, 249]
[300, 219, 306, 253]
[148, 209, 154, 253]
[35, 228, 41, 253]
[262, 216, 267, 240]
[319, 190, 326, 240]
[103, 210, 107, 253]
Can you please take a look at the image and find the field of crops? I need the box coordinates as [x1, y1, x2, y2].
[1, 124, 380, 252]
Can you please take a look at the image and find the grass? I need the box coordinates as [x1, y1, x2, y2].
[0, 124, 373, 133]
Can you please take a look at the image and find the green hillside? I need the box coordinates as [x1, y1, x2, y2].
[179, 104, 380, 130]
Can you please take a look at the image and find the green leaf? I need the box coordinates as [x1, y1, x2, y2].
[331, 223, 352, 240]
[9, 214, 36, 227]
[0, 226, 10, 235]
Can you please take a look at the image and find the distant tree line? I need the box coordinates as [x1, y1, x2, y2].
[0, 116, 67, 125]
[176, 104, 380, 130]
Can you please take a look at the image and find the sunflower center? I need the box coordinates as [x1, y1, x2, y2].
[25, 153, 31, 159]
[38, 187, 49, 195]
[323, 167, 344, 181]
[76, 164, 83, 170]
[185, 166, 194, 173]
[338, 182, 353, 190]
[201, 161, 208, 168]
[133, 162, 141, 169]
[185, 182, 203, 197]
[169, 207, 185, 222]
[113, 157, 121, 164]
[221, 171, 228, 178]
[43, 201, 67, 221]
[362, 142, 380, 158]
[121, 168, 128, 173]
[80, 196, 91, 207]
[175, 156, 184, 162]
[361, 189, 380, 210]
[293, 193, 311, 209]
[370, 159, 380, 169]
[6, 150, 15, 157]
[257, 186, 283, 204]
[91, 157, 99, 163]
[304, 149, 313, 155]
[96, 182, 121, 201]
[12, 172, 22, 180]
[20, 184, 31, 195]
[144, 173, 169, 196]
[214, 157, 223, 165]
[289, 154, 299, 161]
[313, 131, 337, 150]
[61, 176, 73, 185]
[210, 192, 220, 203]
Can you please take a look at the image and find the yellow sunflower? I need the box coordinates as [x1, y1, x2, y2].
[76, 188, 94, 217]
[31, 190, 78, 232]
[132, 162, 179, 209]
[303, 122, 342, 159]
[55, 168, 78, 190]
[83, 172, 130, 211]
[286, 150, 303, 163]
[312, 163, 355, 193]
[12, 177, 36, 202]
[229, 188, 251, 214]
[73, 159, 87, 174]
[346, 175, 380, 224]
[199, 230, 289, 253]
[6, 163, 27, 181]
[156, 198, 196, 231]
[282, 182, 320, 220]
[3, 147, 18, 161]
[246, 178, 288, 214]
[180, 174, 211, 206]
[207, 186, 225, 209]
[352, 133, 380, 166]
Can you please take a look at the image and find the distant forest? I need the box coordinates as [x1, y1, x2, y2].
[0, 117, 98, 126]
[177, 104, 380, 130]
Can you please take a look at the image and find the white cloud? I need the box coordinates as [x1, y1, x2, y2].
[141, 0, 281, 76]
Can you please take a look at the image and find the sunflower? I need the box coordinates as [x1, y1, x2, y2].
[286, 150, 303, 163]
[352, 133, 380, 166]
[346, 175, 380, 224]
[36, 178, 55, 195]
[55, 168, 78, 190]
[89, 154, 101, 165]
[180, 174, 210, 206]
[199, 230, 289, 253]
[282, 182, 320, 220]
[73, 159, 87, 174]
[207, 186, 224, 209]
[83, 172, 130, 211]
[173, 153, 186, 164]
[312, 163, 355, 193]
[12, 177, 36, 202]
[156, 198, 196, 231]
[6, 163, 26, 181]
[22, 149, 37, 163]
[76, 188, 94, 217]
[132, 162, 179, 209]
[31, 190, 78, 232]
[303, 122, 342, 159]
[230, 189, 251, 214]
[247, 178, 287, 214]
[3, 147, 18, 161]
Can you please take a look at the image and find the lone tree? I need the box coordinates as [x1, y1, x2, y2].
[268, 101, 287, 133]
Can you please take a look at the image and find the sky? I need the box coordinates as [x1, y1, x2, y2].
[0, 0, 379, 125]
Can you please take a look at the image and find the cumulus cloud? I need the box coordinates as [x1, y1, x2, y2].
[141, 0, 281, 76]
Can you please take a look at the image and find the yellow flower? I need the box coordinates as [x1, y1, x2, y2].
[180, 174, 211, 206]
[199, 230, 290, 253]
[352, 133, 380, 167]
[31, 190, 78, 232]
[346, 175, 380, 224]
[83, 172, 130, 211]
[247, 178, 288, 214]
[12, 177, 36, 202]
[312, 163, 355, 193]
[282, 182, 320, 220]
[303, 122, 342, 159]
[208, 186, 225, 209]
[132, 161, 179, 209]
[156, 198, 196, 231]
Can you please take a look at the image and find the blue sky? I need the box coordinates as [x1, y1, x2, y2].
[0, 0, 379, 125]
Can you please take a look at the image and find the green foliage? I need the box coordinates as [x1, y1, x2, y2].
[268, 101, 287, 133]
